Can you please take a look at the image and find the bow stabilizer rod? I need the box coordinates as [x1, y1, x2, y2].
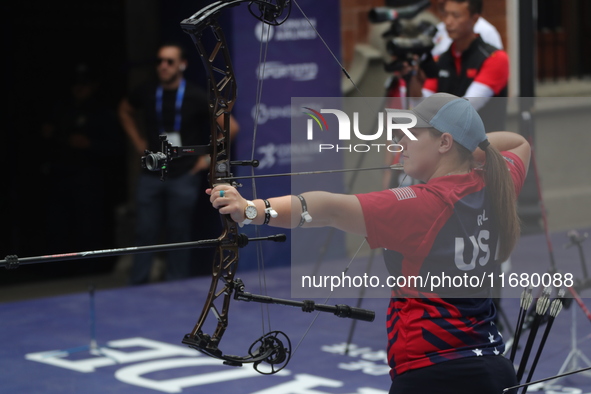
[1, 234, 286, 269]
[233, 279, 376, 322]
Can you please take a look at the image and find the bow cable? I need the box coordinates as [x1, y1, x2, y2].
[247, 0, 375, 354]
[292, 0, 361, 94]
[247, 0, 370, 345]
[248, 0, 404, 355]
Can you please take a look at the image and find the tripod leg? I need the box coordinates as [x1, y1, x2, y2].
[343, 249, 376, 355]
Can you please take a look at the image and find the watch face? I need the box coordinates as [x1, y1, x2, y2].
[245, 205, 257, 219]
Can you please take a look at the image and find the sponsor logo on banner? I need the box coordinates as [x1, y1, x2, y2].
[254, 19, 318, 42]
[251, 104, 293, 125]
[256, 62, 318, 81]
[251, 102, 323, 124]
[257, 141, 319, 168]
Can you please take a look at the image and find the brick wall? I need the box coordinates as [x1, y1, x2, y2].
[340, 0, 385, 67]
[481, 0, 507, 49]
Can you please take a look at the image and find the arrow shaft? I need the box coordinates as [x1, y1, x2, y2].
[220, 164, 405, 181]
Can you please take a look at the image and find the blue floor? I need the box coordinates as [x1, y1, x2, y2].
[1, 228, 591, 393]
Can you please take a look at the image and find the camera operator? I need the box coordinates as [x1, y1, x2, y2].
[371, 1, 506, 110]
[409, 0, 509, 131]
[407, 0, 509, 132]
[431, 0, 503, 57]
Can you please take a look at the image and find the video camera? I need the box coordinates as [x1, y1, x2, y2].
[368, 0, 438, 78]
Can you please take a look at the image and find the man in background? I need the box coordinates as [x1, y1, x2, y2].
[119, 42, 238, 284]
[430, 0, 503, 56]
[409, 0, 509, 132]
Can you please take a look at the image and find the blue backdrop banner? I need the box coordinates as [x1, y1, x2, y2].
[228, 0, 344, 271]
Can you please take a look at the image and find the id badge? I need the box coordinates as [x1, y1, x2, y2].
[164, 131, 182, 146]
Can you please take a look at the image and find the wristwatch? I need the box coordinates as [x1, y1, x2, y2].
[240, 200, 258, 227]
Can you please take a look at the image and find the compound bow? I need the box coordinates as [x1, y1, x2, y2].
[147, 0, 375, 374]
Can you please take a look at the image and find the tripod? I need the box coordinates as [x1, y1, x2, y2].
[513, 107, 591, 392]
[38, 285, 108, 359]
[544, 230, 591, 390]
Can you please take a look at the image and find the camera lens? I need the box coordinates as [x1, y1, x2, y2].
[368, 7, 397, 23]
[387, 35, 434, 57]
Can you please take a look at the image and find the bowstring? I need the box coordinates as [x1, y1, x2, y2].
[251, 19, 273, 337]
[291, 239, 369, 357]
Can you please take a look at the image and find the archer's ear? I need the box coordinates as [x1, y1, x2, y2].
[438, 133, 454, 153]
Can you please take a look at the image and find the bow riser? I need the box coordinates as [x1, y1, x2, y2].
[181, 9, 242, 359]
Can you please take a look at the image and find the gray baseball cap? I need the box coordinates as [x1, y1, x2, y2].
[390, 93, 487, 152]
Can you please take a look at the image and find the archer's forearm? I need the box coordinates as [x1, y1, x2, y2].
[246, 192, 336, 229]
[210, 187, 366, 235]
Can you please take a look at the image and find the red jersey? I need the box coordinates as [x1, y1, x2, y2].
[356, 152, 526, 378]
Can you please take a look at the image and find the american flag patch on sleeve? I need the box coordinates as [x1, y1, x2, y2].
[390, 187, 417, 201]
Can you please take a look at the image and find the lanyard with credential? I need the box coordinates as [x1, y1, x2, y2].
[155, 78, 186, 135]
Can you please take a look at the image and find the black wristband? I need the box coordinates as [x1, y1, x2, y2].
[263, 199, 272, 225]
[296, 194, 312, 227]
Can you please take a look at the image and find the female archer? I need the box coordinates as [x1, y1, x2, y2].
[207, 93, 530, 394]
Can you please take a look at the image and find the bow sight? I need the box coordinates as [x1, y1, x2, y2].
[141, 134, 259, 181]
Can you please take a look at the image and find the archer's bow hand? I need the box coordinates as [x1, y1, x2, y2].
[208, 185, 250, 224]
